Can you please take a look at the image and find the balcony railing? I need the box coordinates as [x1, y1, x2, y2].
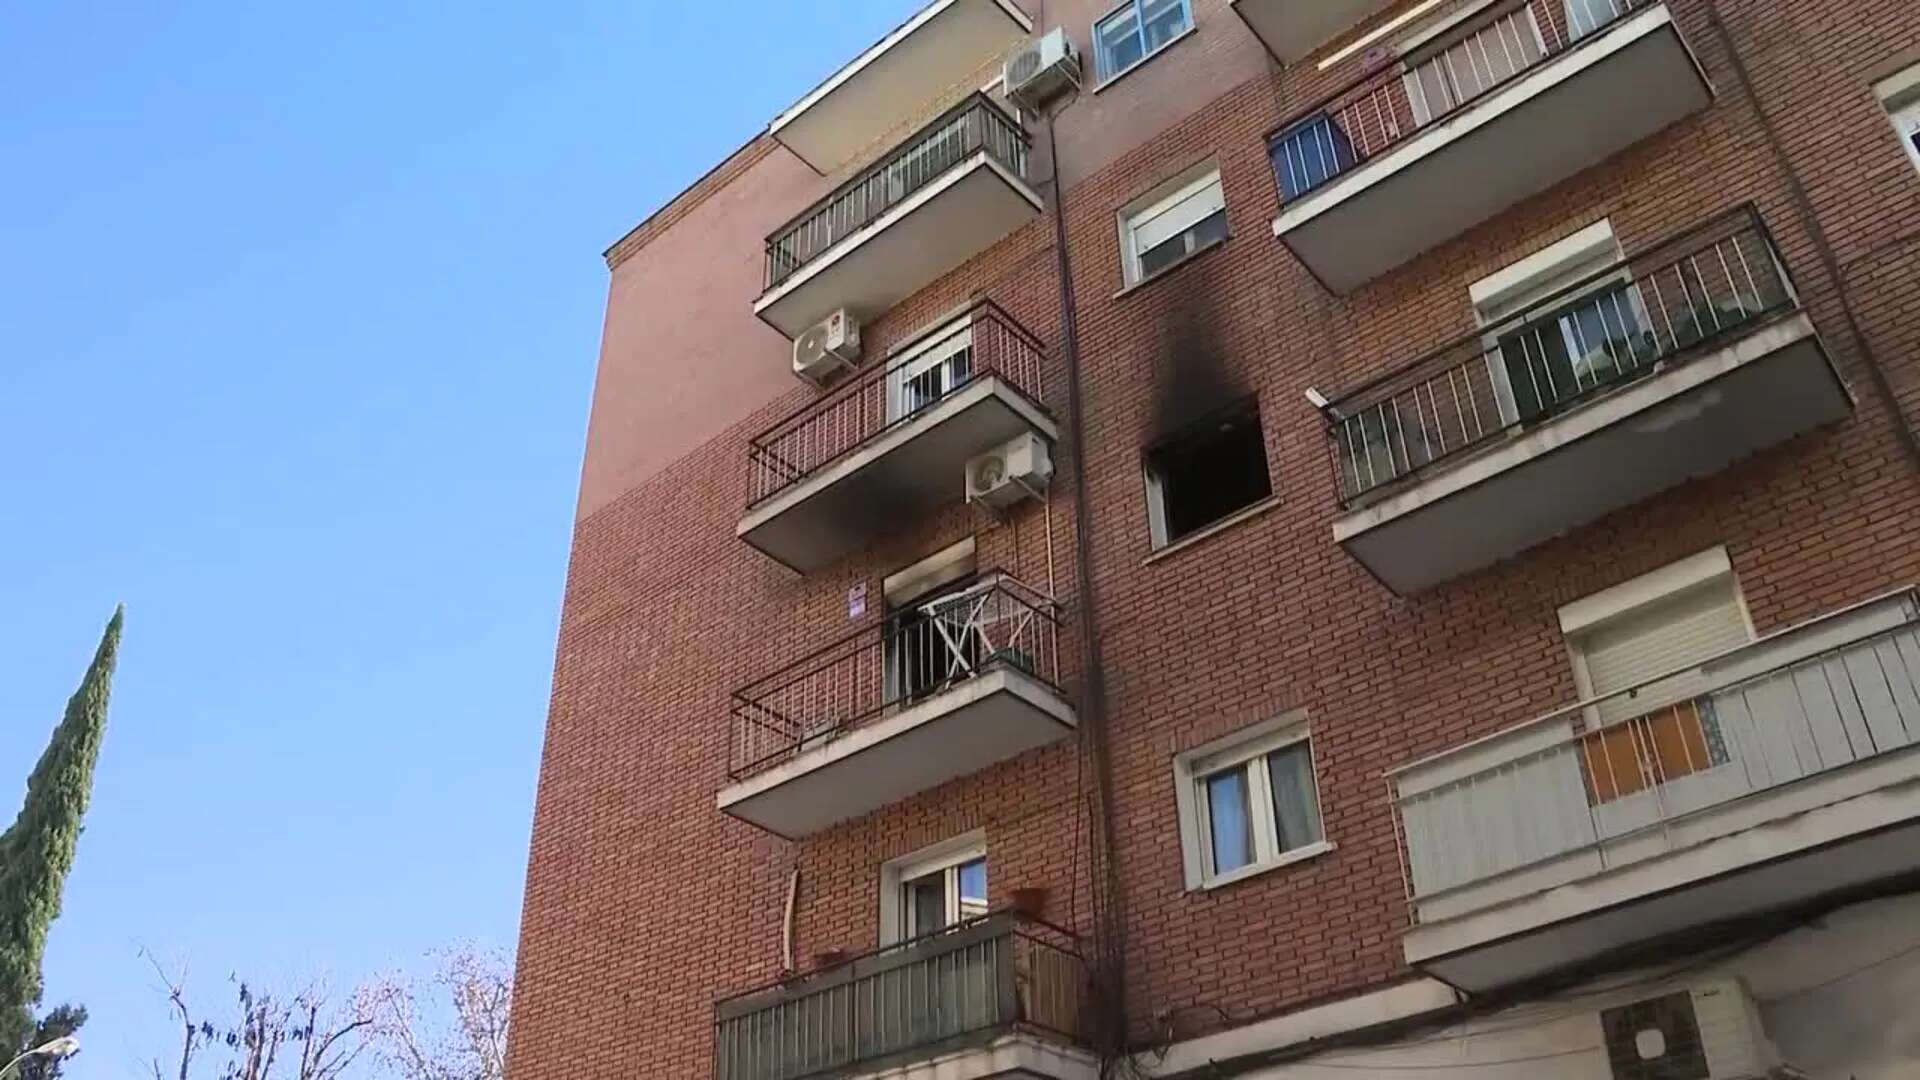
[1389, 589, 1920, 915]
[713, 914, 1085, 1080]
[1268, 0, 1656, 208]
[765, 93, 1031, 293]
[729, 575, 1064, 780]
[1323, 205, 1798, 504]
[745, 300, 1049, 507]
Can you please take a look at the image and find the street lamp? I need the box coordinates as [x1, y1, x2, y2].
[0, 1036, 80, 1080]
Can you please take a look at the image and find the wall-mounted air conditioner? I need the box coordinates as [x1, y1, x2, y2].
[1599, 981, 1794, 1080]
[1005, 28, 1080, 111]
[966, 432, 1052, 510]
[792, 309, 861, 386]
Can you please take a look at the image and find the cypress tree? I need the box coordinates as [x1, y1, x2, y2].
[0, 609, 122, 1055]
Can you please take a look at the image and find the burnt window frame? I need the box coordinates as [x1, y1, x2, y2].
[1141, 396, 1274, 550]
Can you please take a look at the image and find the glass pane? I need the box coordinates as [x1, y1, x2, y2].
[907, 873, 946, 936]
[956, 858, 988, 921]
[1565, 0, 1625, 40]
[1267, 745, 1324, 852]
[1140, 0, 1189, 51]
[1205, 767, 1255, 874]
[1497, 317, 1576, 421]
[1096, 6, 1144, 77]
[1137, 208, 1226, 278]
[1271, 115, 1355, 200]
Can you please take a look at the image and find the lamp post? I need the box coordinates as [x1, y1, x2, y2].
[0, 1036, 80, 1080]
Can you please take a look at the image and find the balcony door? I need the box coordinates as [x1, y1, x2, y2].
[1403, 5, 1547, 126]
[886, 318, 975, 423]
[1563, 552, 1756, 837]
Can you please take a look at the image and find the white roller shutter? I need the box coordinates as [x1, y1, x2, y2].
[1581, 580, 1751, 723]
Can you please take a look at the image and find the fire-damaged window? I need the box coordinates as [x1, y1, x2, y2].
[1143, 398, 1272, 549]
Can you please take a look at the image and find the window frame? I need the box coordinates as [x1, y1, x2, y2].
[1117, 164, 1228, 287]
[1173, 713, 1333, 891]
[878, 831, 988, 944]
[885, 313, 975, 422]
[1876, 64, 1920, 177]
[1092, 0, 1196, 86]
[1142, 397, 1272, 550]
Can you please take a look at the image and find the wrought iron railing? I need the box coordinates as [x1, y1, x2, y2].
[746, 300, 1049, 507]
[729, 575, 1064, 781]
[764, 93, 1031, 293]
[1268, 0, 1659, 208]
[1388, 589, 1920, 918]
[1323, 205, 1800, 504]
[713, 914, 1085, 1080]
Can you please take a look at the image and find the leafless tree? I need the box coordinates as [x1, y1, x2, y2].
[357, 947, 510, 1080]
[141, 952, 373, 1080]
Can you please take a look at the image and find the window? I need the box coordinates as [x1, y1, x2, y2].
[883, 540, 981, 703]
[1143, 399, 1271, 549]
[1270, 114, 1356, 202]
[1094, 0, 1193, 83]
[1470, 219, 1655, 424]
[1877, 64, 1920, 176]
[1119, 166, 1227, 286]
[1559, 548, 1754, 816]
[1173, 714, 1330, 890]
[1403, 6, 1546, 125]
[879, 832, 988, 943]
[886, 315, 975, 422]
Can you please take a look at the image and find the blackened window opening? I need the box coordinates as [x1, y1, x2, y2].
[1148, 401, 1272, 545]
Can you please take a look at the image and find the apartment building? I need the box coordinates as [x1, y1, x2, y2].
[507, 0, 1920, 1077]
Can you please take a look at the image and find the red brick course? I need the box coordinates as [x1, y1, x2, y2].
[508, 0, 1920, 1076]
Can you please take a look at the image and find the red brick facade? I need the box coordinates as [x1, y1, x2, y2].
[508, 0, 1920, 1076]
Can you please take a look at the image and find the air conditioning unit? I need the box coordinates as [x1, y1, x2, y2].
[966, 433, 1053, 509]
[792, 310, 861, 386]
[1005, 28, 1080, 111]
[1599, 981, 1790, 1080]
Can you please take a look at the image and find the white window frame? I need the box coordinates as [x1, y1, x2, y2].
[1093, 0, 1196, 86]
[1172, 713, 1333, 891]
[1469, 218, 1645, 424]
[884, 312, 975, 422]
[1117, 164, 1226, 287]
[878, 830, 987, 944]
[1558, 546, 1757, 703]
[1400, 3, 1548, 126]
[1876, 64, 1920, 176]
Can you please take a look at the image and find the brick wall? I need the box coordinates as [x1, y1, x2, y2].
[507, 0, 1920, 1075]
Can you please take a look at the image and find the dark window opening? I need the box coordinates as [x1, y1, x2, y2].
[1146, 401, 1272, 547]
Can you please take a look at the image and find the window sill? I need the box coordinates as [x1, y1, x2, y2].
[1092, 24, 1199, 95]
[1198, 840, 1337, 892]
[1114, 234, 1230, 300]
[1144, 495, 1280, 565]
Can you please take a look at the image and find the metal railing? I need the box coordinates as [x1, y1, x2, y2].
[1268, 0, 1658, 207]
[1388, 589, 1920, 916]
[729, 575, 1064, 780]
[1323, 205, 1799, 504]
[713, 914, 1085, 1080]
[746, 300, 1049, 507]
[764, 93, 1031, 293]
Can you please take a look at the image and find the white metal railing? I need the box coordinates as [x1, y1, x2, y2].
[1389, 589, 1920, 918]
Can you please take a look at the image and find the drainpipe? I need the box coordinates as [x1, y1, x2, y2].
[1703, 0, 1920, 473]
[1043, 105, 1130, 1066]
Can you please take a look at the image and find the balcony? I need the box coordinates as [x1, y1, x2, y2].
[756, 94, 1043, 338]
[714, 915, 1091, 1080]
[768, 0, 1033, 174]
[719, 576, 1074, 838]
[1322, 207, 1849, 594]
[738, 301, 1055, 573]
[1231, 0, 1396, 64]
[1389, 588, 1920, 993]
[1267, 0, 1711, 292]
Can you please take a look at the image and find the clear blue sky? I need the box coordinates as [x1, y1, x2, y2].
[0, 3, 918, 1077]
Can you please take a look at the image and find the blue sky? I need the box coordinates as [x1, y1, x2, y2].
[0, 3, 919, 1076]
